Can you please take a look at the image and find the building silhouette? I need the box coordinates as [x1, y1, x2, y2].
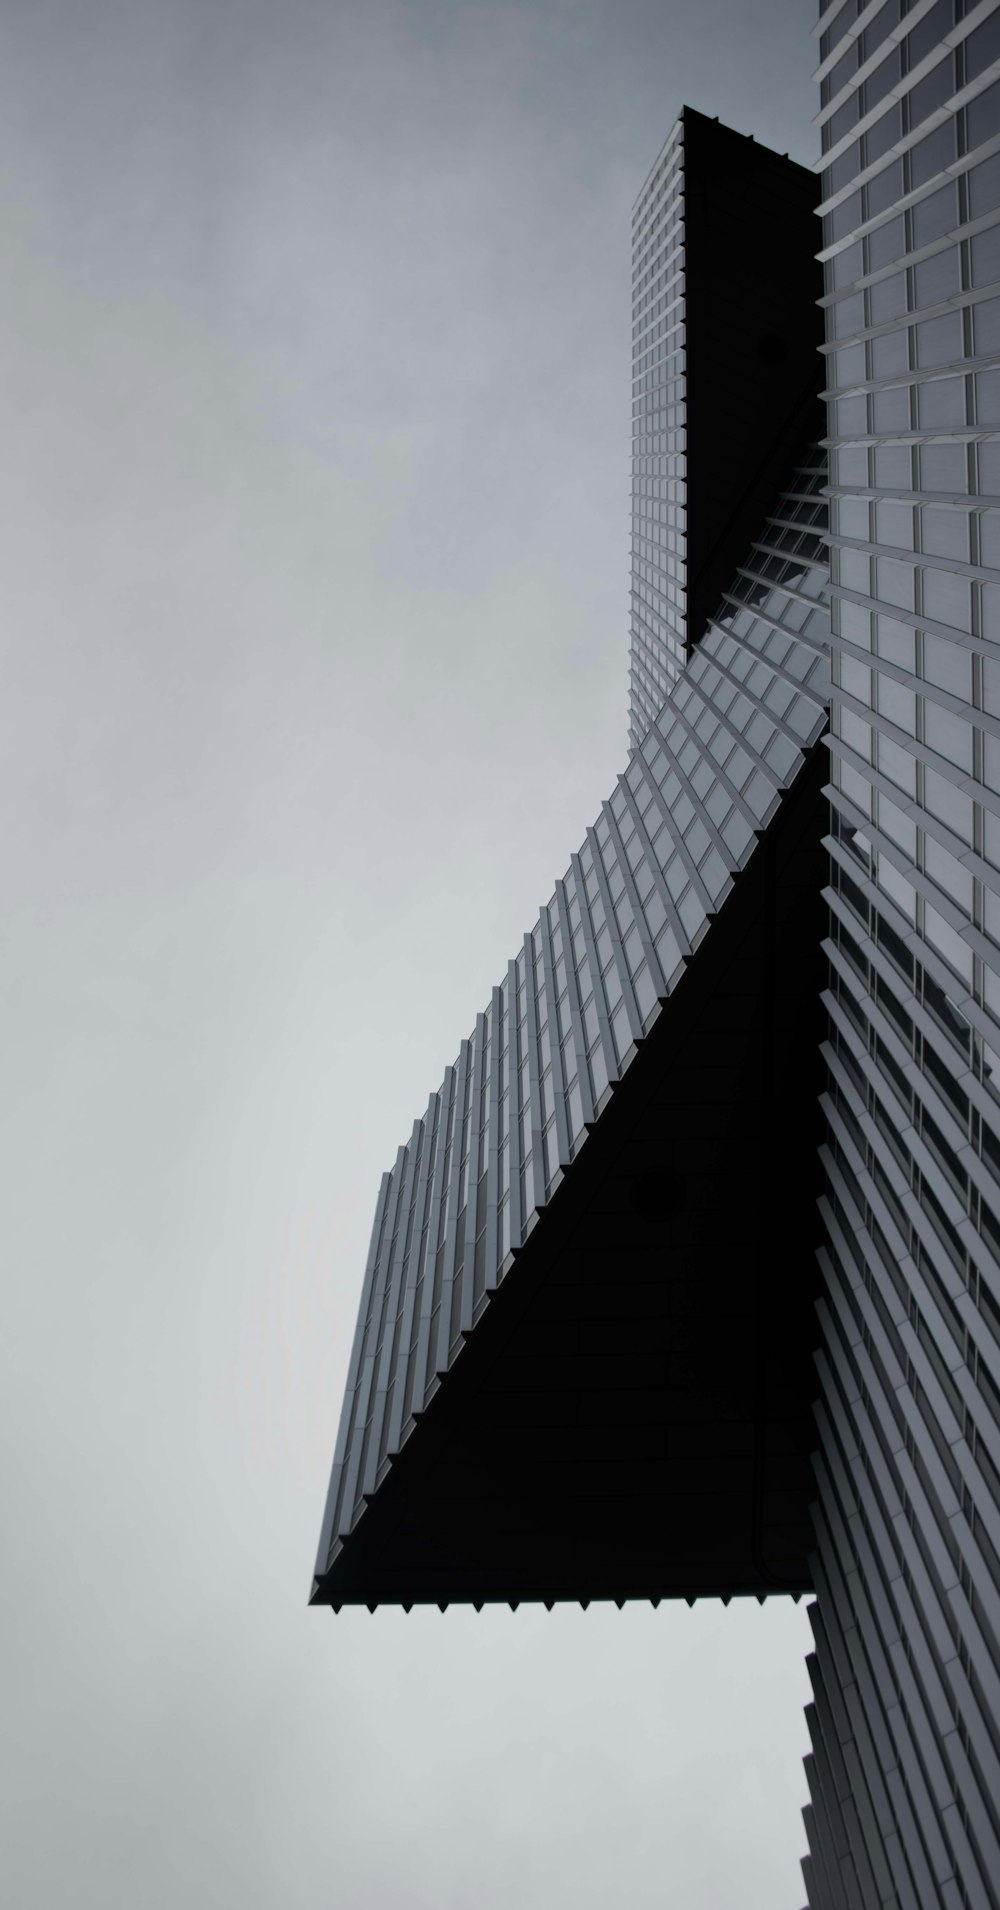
[312, 5, 1000, 1903]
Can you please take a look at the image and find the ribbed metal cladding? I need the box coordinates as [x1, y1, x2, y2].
[315, 457, 831, 1583]
[630, 119, 687, 743]
[809, 0, 1000, 1904]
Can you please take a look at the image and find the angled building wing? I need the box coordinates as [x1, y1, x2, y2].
[312, 116, 827, 1611]
[313, 452, 830, 1610]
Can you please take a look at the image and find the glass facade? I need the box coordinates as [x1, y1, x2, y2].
[807, 0, 1000, 1903]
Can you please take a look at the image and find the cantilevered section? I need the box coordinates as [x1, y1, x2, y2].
[312, 453, 831, 1609]
[629, 108, 822, 745]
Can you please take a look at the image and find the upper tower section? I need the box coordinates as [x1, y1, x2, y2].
[629, 108, 824, 749]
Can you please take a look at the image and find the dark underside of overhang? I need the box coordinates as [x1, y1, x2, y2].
[312, 749, 828, 1610]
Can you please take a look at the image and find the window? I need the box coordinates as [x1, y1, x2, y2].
[878, 673, 916, 731]
[912, 182, 955, 249]
[830, 192, 863, 244]
[877, 616, 916, 671]
[971, 227, 1000, 290]
[877, 499, 915, 549]
[924, 900, 972, 984]
[867, 104, 901, 166]
[869, 217, 904, 275]
[822, 0, 859, 62]
[925, 835, 972, 912]
[906, 0, 953, 73]
[868, 160, 903, 218]
[841, 546, 873, 591]
[985, 734, 1000, 797]
[980, 440, 1000, 492]
[861, 0, 899, 66]
[835, 292, 865, 338]
[842, 601, 873, 650]
[865, 46, 901, 114]
[878, 730, 918, 794]
[909, 120, 955, 189]
[920, 440, 967, 491]
[916, 311, 961, 367]
[873, 326, 910, 379]
[924, 631, 971, 701]
[876, 442, 913, 487]
[924, 764, 973, 840]
[924, 698, 973, 771]
[921, 507, 968, 561]
[880, 792, 917, 856]
[835, 343, 867, 387]
[965, 10, 1000, 85]
[968, 153, 1000, 221]
[826, 92, 860, 151]
[878, 555, 916, 609]
[913, 248, 960, 310]
[826, 39, 858, 105]
[840, 706, 873, 759]
[840, 653, 873, 704]
[872, 272, 908, 324]
[838, 394, 869, 435]
[923, 568, 970, 632]
[982, 512, 1000, 570]
[907, 57, 954, 135]
[841, 444, 873, 484]
[832, 241, 864, 288]
[837, 496, 871, 539]
[827, 144, 861, 196]
[970, 75, 1000, 161]
[975, 297, 1000, 358]
[918, 377, 965, 430]
[878, 856, 917, 923]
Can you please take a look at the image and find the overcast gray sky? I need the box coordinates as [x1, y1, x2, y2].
[3, 2, 822, 1904]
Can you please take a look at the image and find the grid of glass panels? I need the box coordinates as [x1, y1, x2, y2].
[807, 1, 1000, 1905]
[629, 119, 688, 749]
[316, 460, 830, 1580]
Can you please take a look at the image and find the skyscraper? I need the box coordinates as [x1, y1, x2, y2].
[807, 3, 1000, 1904]
[312, 5, 1000, 1903]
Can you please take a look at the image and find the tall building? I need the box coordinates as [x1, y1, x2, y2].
[312, 5, 1000, 1903]
[808, 3, 1000, 1904]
